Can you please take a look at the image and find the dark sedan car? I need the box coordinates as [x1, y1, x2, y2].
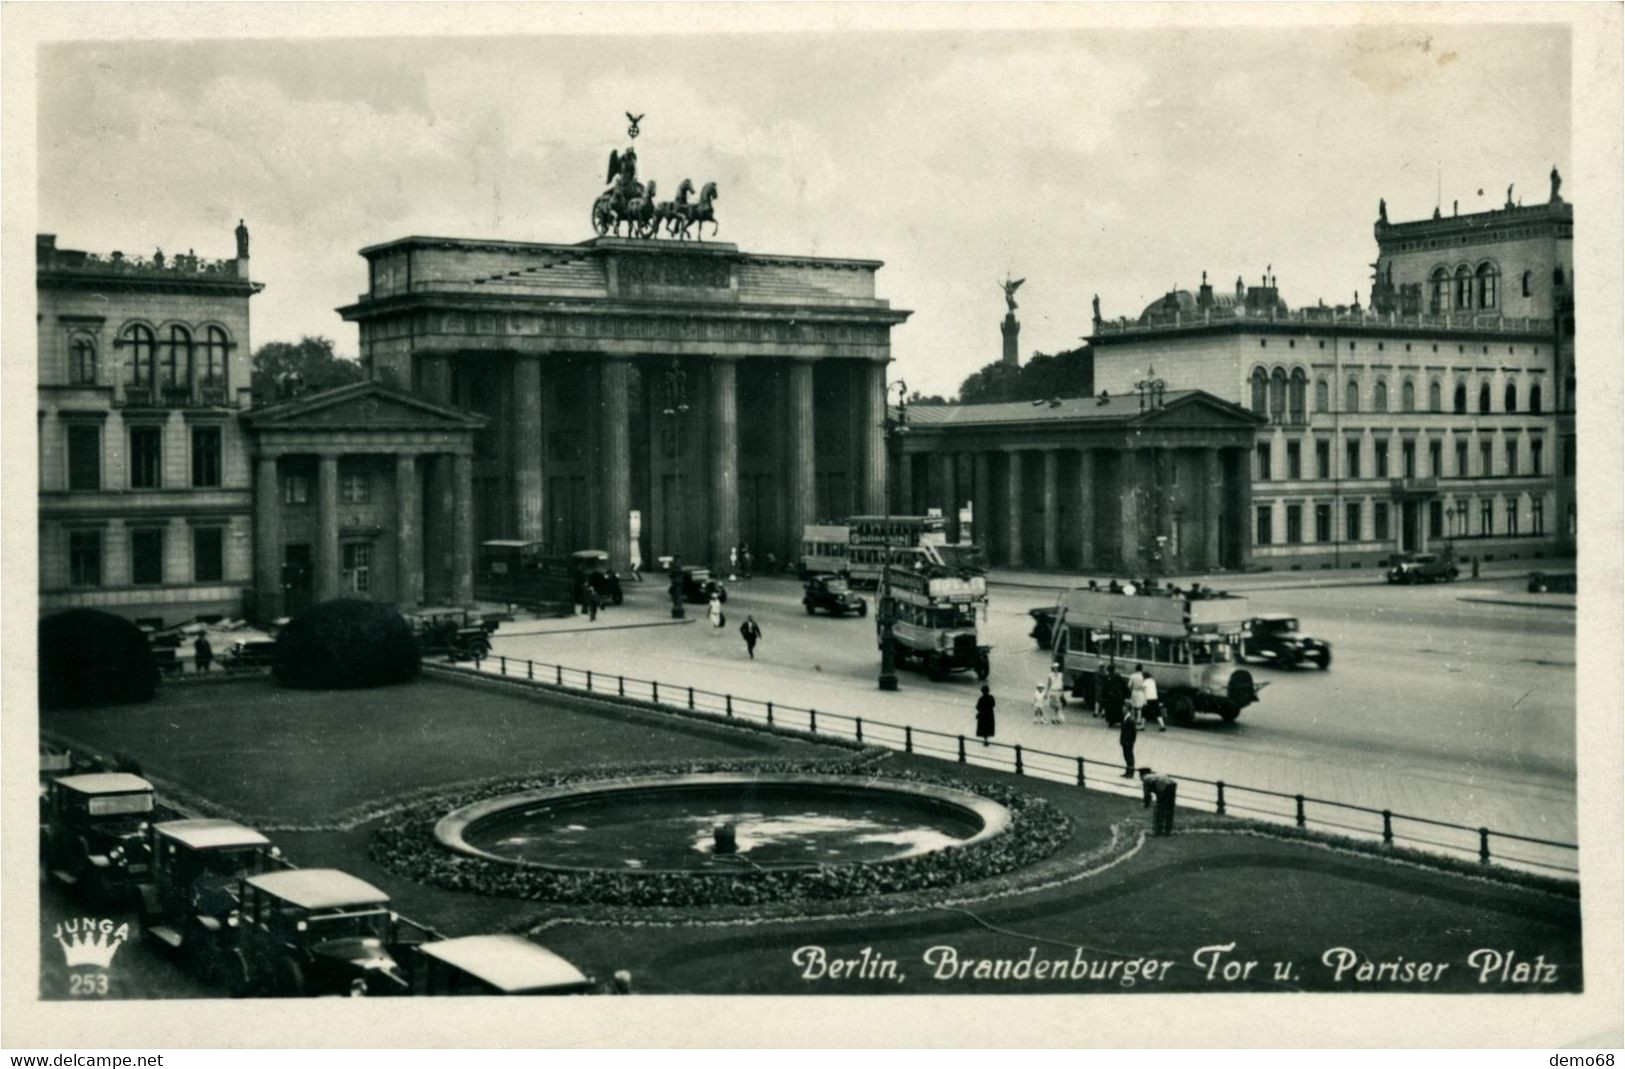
[676, 567, 728, 605]
[1243, 614, 1332, 669]
[803, 574, 867, 617]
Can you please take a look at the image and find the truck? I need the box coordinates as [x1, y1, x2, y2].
[1047, 588, 1261, 724]
[474, 541, 576, 616]
[877, 566, 990, 682]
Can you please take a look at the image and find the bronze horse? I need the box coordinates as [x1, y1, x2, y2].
[671, 181, 719, 241]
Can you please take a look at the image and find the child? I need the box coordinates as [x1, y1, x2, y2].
[1032, 684, 1049, 724]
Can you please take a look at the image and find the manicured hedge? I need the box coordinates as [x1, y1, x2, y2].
[39, 609, 160, 710]
[273, 598, 421, 690]
[370, 759, 1071, 908]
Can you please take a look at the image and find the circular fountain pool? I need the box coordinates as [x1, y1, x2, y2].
[435, 773, 1011, 873]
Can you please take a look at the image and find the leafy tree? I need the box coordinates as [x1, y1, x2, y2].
[957, 345, 1094, 404]
[273, 598, 421, 689]
[907, 390, 951, 406]
[39, 610, 159, 709]
[252, 336, 364, 406]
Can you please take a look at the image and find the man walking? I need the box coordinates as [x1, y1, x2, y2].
[1139, 767, 1178, 835]
[1119, 708, 1139, 777]
[584, 583, 602, 622]
[739, 615, 762, 659]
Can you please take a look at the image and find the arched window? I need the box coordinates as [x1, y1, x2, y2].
[1345, 378, 1360, 413]
[1453, 382, 1468, 414]
[1401, 378, 1416, 412]
[1373, 378, 1388, 413]
[69, 336, 97, 385]
[1429, 379, 1442, 412]
[158, 325, 192, 391]
[1429, 268, 1450, 314]
[1529, 383, 1542, 414]
[1476, 263, 1498, 310]
[1454, 265, 1474, 310]
[200, 327, 229, 387]
[121, 324, 156, 387]
[1249, 367, 1268, 414]
[1522, 270, 1533, 297]
[1315, 378, 1329, 413]
[1288, 368, 1307, 422]
[1504, 381, 1517, 413]
[1269, 367, 1287, 421]
[1478, 382, 1491, 414]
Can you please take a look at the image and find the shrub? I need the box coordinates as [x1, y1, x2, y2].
[39, 609, 160, 709]
[273, 598, 421, 690]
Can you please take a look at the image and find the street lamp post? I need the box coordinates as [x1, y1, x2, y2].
[878, 379, 909, 692]
[663, 358, 690, 620]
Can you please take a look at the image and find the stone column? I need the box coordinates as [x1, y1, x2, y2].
[419, 357, 453, 602]
[1118, 448, 1142, 573]
[1226, 447, 1253, 569]
[395, 454, 423, 609]
[1005, 450, 1024, 567]
[1077, 448, 1097, 571]
[973, 452, 992, 555]
[1202, 448, 1222, 571]
[600, 357, 632, 572]
[452, 452, 474, 605]
[513, 355, 545, 541]
[786, 358, 815, 560]
[932, 451, 953, 524]
[708, 358, 739, 570]
[859, 360, 886, 514]
[1041, 449, 1060, 570]
[894, 453, 914, 515]
[315, 453, 340, 602]
[254, 454, 281, 620]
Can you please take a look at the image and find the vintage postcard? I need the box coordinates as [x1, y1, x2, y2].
[2, 2, 1620, 1050]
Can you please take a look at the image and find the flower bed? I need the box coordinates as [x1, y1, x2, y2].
[370, 757, 1071, 908]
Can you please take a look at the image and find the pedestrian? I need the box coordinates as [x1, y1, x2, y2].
[1031, 684, 1048, 724]
[1128, 663, 1147, 729]
[1091, 663, 1108, 718]
[975, 684, 997, 746]
[1046, 661, 1067, 725]
[193, 633, 213, 673]
[1139, 767, 1179, 835]
[585, 584, 601, 622]
[708, 593, 724, 633]
[729, 545, 739, 581]
[1143, 669, 1165, 731]
[739, 614, 762, 659]
[1119, 710, 1139, 777]
[742, 545, 753, 580]
[1103, 664, 1125, 726]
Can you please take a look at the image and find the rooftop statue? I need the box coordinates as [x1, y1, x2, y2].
[1550, 165, 1563, 202]
[1001, 276, 1025, 313]
[1378, 198, 1387, 224]
[590, 115, 720, 241]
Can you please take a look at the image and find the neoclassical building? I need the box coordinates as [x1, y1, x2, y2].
[338, 236, 912, 574]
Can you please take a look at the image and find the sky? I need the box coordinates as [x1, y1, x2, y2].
[36, 16, 1570, 399]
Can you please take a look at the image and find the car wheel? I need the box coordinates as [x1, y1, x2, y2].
[612, 591, 624, 606]
[1166, 693, 1195, 727]
[276, 956, 307, 998]
[1313, 648, 1332, 669]
[228, 950, 255, 998]
[719, 590, 728, 604]
[928, 659, 948, 682]
[804, 601, 815, 615]
[1219, 706, 1241, 722]
[858, 602, 868, 618]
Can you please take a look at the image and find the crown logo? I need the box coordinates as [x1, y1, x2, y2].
[54, 918, 130, 970]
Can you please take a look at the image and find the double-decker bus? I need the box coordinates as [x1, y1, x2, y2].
[879, 566, 990, 681]
[798, 524, 852, 579]
[846, 515, 948, 588]
[1049, 588, 1261, 724]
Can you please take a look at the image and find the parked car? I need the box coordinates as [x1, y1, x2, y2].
[1387, 551, 1459, 584]
[802, 574, 867, 617]
[1527, 572, 1577, 594]
[41, 773, 156, 902]
[221, 639, 278, 669]
[676, 566, 728, 604]
[226, 869, 416, 998]
[570, 550, 624, 606]
[410, 610, 498, 661]
[140, 819, 282, 967]
[1243, 614, 1332, 669]
[410, 934, 605, 996]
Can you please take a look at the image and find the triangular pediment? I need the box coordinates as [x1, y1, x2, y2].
[243, 382, 486, 429]
[1130, 391, 1263, 428]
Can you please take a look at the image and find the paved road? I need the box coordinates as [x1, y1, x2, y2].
[483, 572, 1577, 863]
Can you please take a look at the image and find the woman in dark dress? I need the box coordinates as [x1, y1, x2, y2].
[974, 685, 997, 746]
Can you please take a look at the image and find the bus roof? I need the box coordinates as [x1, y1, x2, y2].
[1057, 589, 1250, 638]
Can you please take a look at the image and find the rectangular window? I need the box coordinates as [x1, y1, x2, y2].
[1286, 441, 1302, 480]
[284, 474, 310, 505]
[1531, 439, 1544, 476]
[1480, 498, 1494, 535]
[1255, 505, 1273, 546]
[1286, 504, 1303, 544]
[1563, 437, 1576, 477]
[1429, 440, 1442, 477]
[1532, 497, 1545, 535]
[66, 424, 101, 491]
[1375, 440, 1390, 479]
[1345, 502, 1362, 542]
[129, 426, 162, 490]
[341, 542, 371, 594]
[1506, 440, 1519, 477]
[131, 528, 164, 585]
[68, 530, 102, 587]
[1455, 440, 1468, 477]
[1428, 500, 1443, 539]
[1315, 440, 1330, 479]
[193, 526, 224, 583]
[1255, 443, 1271, 481]
[191, 426, 222, 488]
[1480, 440, 1493, 477]
[1345, 439, 1361, 479]
[1402, 441, 1416, 479]
[1314, 503, 1331, 543]
[341, 473, 369, 504]
[1506, 498, 1519, 537]
[1373, 503, 1390, 541]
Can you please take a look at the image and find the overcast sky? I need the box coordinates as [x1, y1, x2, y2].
[37, 19, 1569, 398]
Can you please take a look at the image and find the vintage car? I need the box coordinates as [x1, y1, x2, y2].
[410, 934, 603, 996]
[803, 574, 867, 617]
[42, 773, 156, 902]
[139, 819, 281, 965]
[410, 610, 498, 661]
[1387, 551, 1459, 584]
[675, 566, 728, 605]
[1527, 571, 1577, 594]
[1242, 614, 1332, 669]
[221, 638, 278, 669]
[226, 868, 416, 998]
[570, 550, 624, 606]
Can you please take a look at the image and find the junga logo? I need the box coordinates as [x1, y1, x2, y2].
[53, 917, 130, 995]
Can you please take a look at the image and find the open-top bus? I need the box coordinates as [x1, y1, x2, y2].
[846, 514, 949, 588]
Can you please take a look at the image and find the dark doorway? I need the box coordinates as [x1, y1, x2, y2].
[282, 544, 313, 617]
[1401, 501, 1419, 553]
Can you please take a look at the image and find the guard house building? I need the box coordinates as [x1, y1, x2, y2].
[894, 391, 1263, 574]
[1089, 184, 1572, 570]
[338, 236, 912, 574]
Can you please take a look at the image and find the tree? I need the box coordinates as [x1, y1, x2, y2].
[957, 345, 1094, 404]
[907, 390, 951, 406]
[252, 336, 364, 406]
